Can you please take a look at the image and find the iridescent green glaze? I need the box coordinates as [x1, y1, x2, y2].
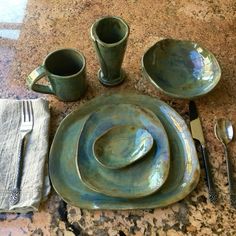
[49, 93, 200, 210]
[91, 16, 129, 86]
[94, 125, 154, 169]
[77, 104, 170, 198]
[142, 39, 221, 99]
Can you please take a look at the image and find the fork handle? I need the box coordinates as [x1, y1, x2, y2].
[9, 137, 25, 205]
[223, 145, 236, 207]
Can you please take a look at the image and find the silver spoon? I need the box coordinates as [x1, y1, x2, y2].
[214, 118, 236, 207]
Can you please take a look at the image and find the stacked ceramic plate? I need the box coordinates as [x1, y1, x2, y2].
[76, 104, 170, 199]
[49, 93, 200, 210]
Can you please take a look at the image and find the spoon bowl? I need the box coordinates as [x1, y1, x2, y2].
[214, 118, 233, 145]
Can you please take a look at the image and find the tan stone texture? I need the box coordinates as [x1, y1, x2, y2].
[0, 0, 236, 235]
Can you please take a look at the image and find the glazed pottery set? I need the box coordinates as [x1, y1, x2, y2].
[27, 16, 130, 101]
[27, 16, 222, 209]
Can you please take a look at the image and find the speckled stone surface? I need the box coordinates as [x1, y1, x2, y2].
[0, 0, 236, 235]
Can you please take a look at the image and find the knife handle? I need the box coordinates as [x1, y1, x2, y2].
[201, 145, 218, 204]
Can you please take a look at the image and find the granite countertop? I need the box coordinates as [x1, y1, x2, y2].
[0, 0, 236, 235]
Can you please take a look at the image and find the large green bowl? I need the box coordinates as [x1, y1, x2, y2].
[142, 39, 221, 99]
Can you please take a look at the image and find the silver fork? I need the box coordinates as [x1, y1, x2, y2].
[9, 100, 34, 205]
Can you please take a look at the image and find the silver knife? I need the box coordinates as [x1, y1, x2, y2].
[189, 101, 218, 204]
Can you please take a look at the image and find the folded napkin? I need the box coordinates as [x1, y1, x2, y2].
[0, 98, 51, 213]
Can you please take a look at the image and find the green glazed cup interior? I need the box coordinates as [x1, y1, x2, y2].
[142, 39, 221, 99]
[44, 49, 85, 76]
[94, 16, 129, 45]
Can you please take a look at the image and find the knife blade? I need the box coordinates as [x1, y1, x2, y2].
[189, 100, 218, 204]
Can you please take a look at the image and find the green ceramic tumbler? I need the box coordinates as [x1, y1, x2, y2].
[27, 48, 87, 102]
[91, 16, 129, 86]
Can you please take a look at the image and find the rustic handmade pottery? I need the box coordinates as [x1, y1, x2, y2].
[77, 104, 170, 198]
[49, 93, 200, 209]
[27, 48, 87, 102]
[93, 125, 154, 169]
[142, 39, 221, 99]
[90, 16, 129, 86]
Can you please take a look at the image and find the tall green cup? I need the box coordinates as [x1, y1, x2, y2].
[91, 16, 129, 86]
[27, 48, 87, 102]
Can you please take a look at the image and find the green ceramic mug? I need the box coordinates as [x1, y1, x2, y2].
[91, 16, 129, 86]
[27, 48, 87, 102]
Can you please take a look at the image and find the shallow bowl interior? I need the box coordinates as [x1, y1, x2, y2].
[142, 39, 221, 99]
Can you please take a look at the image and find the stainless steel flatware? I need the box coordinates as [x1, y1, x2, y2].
[9, 100, 34, 205]
[189, 101, 218, 204]
[214, 118, 236, 207]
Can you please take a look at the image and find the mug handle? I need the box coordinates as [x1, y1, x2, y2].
[27, 66, 55, 94]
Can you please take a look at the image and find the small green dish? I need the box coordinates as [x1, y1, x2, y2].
[76, 104, 170, 198]
[142, 39, 221, 99]
[93, 125, 154, 169]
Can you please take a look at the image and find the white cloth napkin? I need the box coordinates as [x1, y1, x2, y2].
[0, 98, 51, 213]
